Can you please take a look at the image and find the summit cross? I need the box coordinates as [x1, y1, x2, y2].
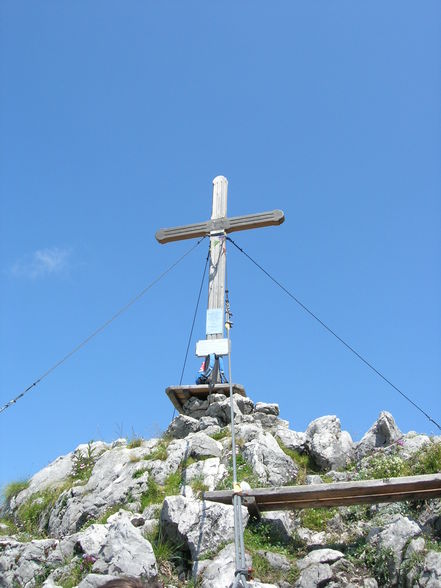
[156, 176, 285, 345]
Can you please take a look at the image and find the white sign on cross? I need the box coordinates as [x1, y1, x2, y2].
[156, 176, 284, 354]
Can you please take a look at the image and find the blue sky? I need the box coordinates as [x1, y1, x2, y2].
[1, 1, 440, 490]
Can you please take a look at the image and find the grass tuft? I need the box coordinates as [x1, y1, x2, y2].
[3, 480, 29, 503]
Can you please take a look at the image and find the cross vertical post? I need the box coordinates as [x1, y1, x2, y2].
[207, 176, 228, 341]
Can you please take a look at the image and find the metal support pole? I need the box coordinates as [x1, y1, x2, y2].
[226, 317, 248, 588]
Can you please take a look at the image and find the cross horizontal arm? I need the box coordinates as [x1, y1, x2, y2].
[155, 209, 285, 244]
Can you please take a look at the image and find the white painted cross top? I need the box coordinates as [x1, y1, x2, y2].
[156, 176, 285, 349]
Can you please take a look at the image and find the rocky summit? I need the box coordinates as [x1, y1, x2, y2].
[1, 393, 441, 588]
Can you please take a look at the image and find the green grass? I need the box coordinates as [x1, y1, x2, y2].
[132, 467, 148, 479]
[216, 454, 263, 490]
[189, 475, 209, 496]
[276, 438, 319, 484]
[3, 480, 29, 502]
[140, 471, 182, 510]
[210, 429, 230, 441]
[16, 484, 69, 537]
[251, 551, 299, 585]
[127, 437, 144, 449]
[0, 516, 18, 536]
[243, 518, 302, 585]
[300, 507, 338, 531]
[144, 439, 170, 461]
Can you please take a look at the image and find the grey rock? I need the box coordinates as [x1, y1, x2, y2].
[234, 394, 254, 415]
[0, 537, 63, 587]
[257, 549, 291, 571]
[306, 415, 354, 470]
[188, 431, 223, 458]
[356, 411, 402, 459]
[48, 445, 156, 536]
[160, 495, 248, 559]
[395, 432, 431, 460]
[295, 563, 333, 587]
[297, 548, 344, 570]
[97, 510, 157, 578]
[419, 551, 441, 587]
[242, 431, 298, 485]
[198, 416, 222, 433]
[200, 543, 252, 588]
[276, 428, 307, 453]
[207, 397, 242, 426]
[253, 412, 281, 431]
[78, 575, 121, 588]
[235, 422, 264, 443]
[182, 397, 209, 419]
[368, 514, 420, 583]
[260, 511, 295, 544]
[255, 402, 280, 416]
[166, 414, 200, 439]
[306, 475, 323, 485]
[182, 457, 226, 491]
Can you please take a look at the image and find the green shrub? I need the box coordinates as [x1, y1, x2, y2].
[409, 442, 441, 475]
[3, 480, 29, 502]
[71, 442, 96, 483]
[300, 507, 337, 531]
[363, 544, 394, 587]
[358, 453, 409, 480]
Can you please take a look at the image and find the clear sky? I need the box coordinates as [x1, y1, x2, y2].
[1, 1, 440, 491]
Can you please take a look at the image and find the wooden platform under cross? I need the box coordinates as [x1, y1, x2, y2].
[166, 383, 246, 414]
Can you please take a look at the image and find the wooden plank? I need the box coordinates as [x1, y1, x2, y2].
[207, 176, 228, 341]
[203, 474, 441, 511]
[166, 383, 246, 413]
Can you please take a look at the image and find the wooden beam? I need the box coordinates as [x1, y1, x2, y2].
[203, 474, 441, 511]
[166, 383, 246, 413]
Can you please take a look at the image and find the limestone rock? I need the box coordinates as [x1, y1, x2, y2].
[242, 431, 298, 485]
[78, 574, 120, 588]
[182, 457, 226, 491]
[166, 415, 200, 439]
[207, 397, 242, 426]
[356, 411, 402, 459]
[295, 563, 333, 587]
[368, 514, 420, 583]
[234, 394, 255, 415]
[306, 416, 354, 470]
[419, 551, 441, 587]
[98, 512, 157, 578]
[255, 402, 280, 416]
[200, 543, 251, 588]
[48, 445, 157, 536]
[297, 548, 344, 570]
[276, 428, 307, 453]
[160, 495, 248, 559]
[188, 431, 223, 459]
[260, 511, 295, 544]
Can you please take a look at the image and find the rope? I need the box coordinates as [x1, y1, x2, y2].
[226, 236, 441, 433]
[0, 237, 206, 415]
[171, 244, 210, 420]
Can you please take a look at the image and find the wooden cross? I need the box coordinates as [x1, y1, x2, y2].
[156, 175, 284, 348]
